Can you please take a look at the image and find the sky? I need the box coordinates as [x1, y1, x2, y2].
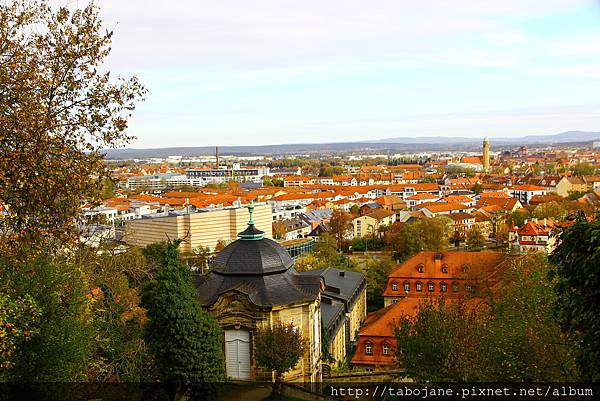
[59, 0, 600, 147]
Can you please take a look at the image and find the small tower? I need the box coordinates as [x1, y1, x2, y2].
[483, 137, 490, 172]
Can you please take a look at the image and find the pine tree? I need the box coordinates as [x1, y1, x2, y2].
[141, 242, 225, 400]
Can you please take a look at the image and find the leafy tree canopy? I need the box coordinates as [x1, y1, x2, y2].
[0, 0, 145, 253]
[549, 216, 600, 381]
[255, 323, 306, 398]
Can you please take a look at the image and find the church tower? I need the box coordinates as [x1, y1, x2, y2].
[483, 137, 490, 172]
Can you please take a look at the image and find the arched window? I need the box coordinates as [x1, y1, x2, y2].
[417, 263, 425, 273]
[452, 282, 460, 292]
[441, 264, 449, 273]
[403, 281, 410, 292]
[440, 282, 447, 292]
[365, 342, 373, 355]
[416, 281, 423, 292]
[383, 343, 391, 356]
[392, 282, 398, 291]
[428, 282, 435, 292]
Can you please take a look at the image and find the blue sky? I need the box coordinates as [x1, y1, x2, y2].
[81, 0, 600, 147]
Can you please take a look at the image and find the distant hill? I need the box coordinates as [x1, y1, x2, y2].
[103, 130, 600, 159]
[370, 131, 600, 144]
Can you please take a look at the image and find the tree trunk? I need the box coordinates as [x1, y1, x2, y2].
[271, 372, 284, 398]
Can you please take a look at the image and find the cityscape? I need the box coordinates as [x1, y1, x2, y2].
[1, 1, 600, 401]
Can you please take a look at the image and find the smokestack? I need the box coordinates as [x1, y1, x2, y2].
[215, 146, 220, 169]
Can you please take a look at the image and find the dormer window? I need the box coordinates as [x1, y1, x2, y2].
[365, 342, 373, 355]
[392, 282, 398, 291]
[417, 263, 425, 273]
[461, 264, 469, 273]
[441, 264, 449, 274]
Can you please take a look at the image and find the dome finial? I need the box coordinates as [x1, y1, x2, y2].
[247, 201, 255, 225]
[238, 202, 264, 240]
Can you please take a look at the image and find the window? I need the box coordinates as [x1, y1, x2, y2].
[383, 343, 390, 356]
[428, 282, 435, 292]
[403, 281, 410, 292]
[417, 264, 425, 273]
[441, 264, 449, 273]
[392, 282, 398, 291]
[365, 342, 373, 355]
[461, 264, 469, 273]
[392, 299, 398, 304]
[416, 282, 423, 292]
[465, 284, 473, 292]
[440, 282, 447, 292]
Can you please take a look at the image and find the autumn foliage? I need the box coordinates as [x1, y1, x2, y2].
[0, 1, 145, 254]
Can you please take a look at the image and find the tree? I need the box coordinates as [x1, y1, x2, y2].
[392, 217, 451, 261]
[549, 216, 600, 381]
[466, 225, 486, 250]
[0, 1, 146, 253]
[470, 183, 484, 195]
[141, 242, 225, 400]
[507, 209, 530, 228]
[532, 201, 567, 221]
[214, 239, 227, 252]
[295, 233, 354, 272]
[350, 204, 360, 215]
[364, 259, 393, 311]
[0, 294, 41, 371]
[81, 245, 157, 382]
[0, 254, 93, 381]
[329, 209, 352, 251]
[570, 162, 597, 177]
[396, 254, 579, 382]
[255, 323, 306, 399]
[313, 233, 339, 264]
[272, 220, 287, 240]
[495, 223, 509, 245]
[184, 245, 212, 273]
[396, 299, 480, 381]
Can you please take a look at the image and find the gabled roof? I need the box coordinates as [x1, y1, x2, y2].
[386, 251, 508, 283]
[517, 220, 552, 236]
[476, 197, 520, 211]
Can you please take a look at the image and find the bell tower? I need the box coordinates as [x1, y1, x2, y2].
[483, 137, 490, 172]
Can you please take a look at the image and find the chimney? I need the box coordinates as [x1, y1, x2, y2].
[339, 270, 345, 277]
[543, 218, 547, 226]
[434, 252, 442, 270]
